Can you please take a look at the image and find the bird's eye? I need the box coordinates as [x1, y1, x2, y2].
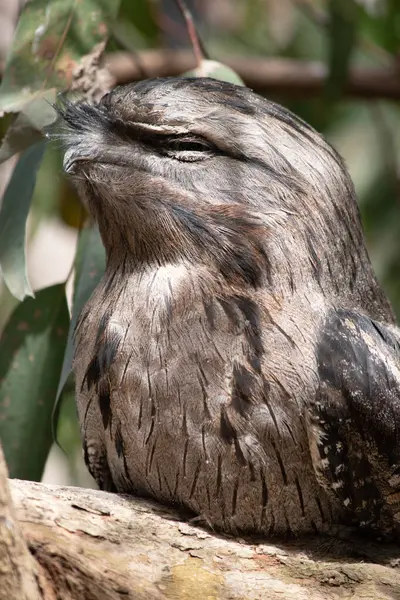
[169, 140, 209, 152]
[165, 138, 213, 162]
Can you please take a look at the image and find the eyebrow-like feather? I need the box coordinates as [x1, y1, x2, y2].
[109, 117, 219, 154]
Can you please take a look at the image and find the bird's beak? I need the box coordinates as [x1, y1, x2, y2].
[63, 147, 91, 174]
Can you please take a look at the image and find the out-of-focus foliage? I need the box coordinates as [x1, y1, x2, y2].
[0, 141, 45, 299]
[0, 0, 122, 480]
[0, 0, 399, 484]
[0, 283, 69, 480]
[54, 225, 105, 430]
[0, 0, 119, 112]
[326, 0, 360, 103]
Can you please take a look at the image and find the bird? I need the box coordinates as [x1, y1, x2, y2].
[58, 76, 400, 540]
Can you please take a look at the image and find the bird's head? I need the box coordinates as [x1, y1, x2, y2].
[57, 77, 368, 293]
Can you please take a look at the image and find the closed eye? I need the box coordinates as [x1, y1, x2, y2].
[165, 137, 215, 162]
[168, 139, 211, 153]
[109, 117, 216, 161]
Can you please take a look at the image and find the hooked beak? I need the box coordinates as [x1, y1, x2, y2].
[63, 147, 92, 174]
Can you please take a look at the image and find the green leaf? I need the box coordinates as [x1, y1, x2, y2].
[53, 226, 106, 431]
[0, 91, 56, 163]
[0, 0, 121, 114]
[326, 0, 360, 102]
[0, 141, 46, 300]
[0, 284, 69, 481]
[184, 60, 245, 86]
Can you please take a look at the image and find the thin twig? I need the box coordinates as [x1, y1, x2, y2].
[174, 0, 209, 66]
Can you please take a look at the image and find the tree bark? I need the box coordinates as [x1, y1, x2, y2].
[1, 476, 399, 600]
[0, 445, 44, 600]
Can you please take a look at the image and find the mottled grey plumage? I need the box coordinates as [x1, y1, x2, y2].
[60, 77, 400, 539]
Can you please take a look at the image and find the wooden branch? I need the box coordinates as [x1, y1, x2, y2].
[105, 50, 400, 100]
[5, 478, 400, 599]
[0, 446, 43, 600]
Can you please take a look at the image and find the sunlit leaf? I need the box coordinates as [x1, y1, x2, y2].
[54, 226, 105, 430]
[0, 284, 69, 481]
[0, 141, 46, 300]
[0, 0, 121, 114]
[0, 91, 56, 163]
[184, 59, 245, 86]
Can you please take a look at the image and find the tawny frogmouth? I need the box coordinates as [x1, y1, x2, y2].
[59, 77, 400, 540]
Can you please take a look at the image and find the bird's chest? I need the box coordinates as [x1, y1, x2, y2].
[74, 266, 240, 464]
[74, 270, 328, 535]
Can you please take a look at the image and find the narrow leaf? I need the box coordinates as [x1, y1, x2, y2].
[0, 91, 57, 163]
[0, 284, 69, 481]
[0, 141, 46, 300]
[54, 226, 106, 430]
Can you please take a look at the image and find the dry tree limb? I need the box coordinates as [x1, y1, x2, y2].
[4, 476, 400, 600]
[0, 444, 44, 600]
[105, 50, 400, 100]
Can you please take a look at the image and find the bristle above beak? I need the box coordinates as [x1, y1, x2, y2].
[47, 95, 112, 157]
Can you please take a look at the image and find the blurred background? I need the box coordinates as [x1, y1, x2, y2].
[0, 0, 399, 488]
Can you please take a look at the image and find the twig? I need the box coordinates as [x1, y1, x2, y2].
[174, 0, 208, 66]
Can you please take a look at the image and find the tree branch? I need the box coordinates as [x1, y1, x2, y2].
[0, 445, 43, 600]
[5, 477, 400, 599]
[105, 50, 400, 100]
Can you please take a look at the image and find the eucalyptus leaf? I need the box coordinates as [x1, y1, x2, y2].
[0, 284, 69, 481]
[0, 0, 121, 114]
[53, 226, 106, 432]
[184, 60, 245, 86]
[0, 141, 46, 300]
[0, 90, 57, 163]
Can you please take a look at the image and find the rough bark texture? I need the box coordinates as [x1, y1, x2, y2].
[2, 478, 400, 599]
[0, 447, 43, 600]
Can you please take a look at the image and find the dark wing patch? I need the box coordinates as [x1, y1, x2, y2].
[313, 309, 400, 535]
[82, 313, 123, 432]
[83, 437, 117, 492]
[98, 379, 112, 430]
